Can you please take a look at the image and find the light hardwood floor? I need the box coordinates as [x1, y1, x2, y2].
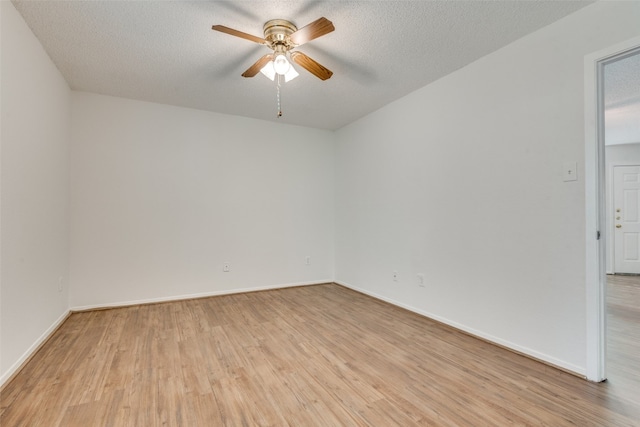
[606, 274, 640, 411]
[1, 282, 639, 426]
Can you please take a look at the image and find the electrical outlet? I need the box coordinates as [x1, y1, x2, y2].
[223, 262, 230, 272]
[393, 271, 399, 282]
[417, 274, 425, 288]
[305, 256, 311, 265]
[58, 276, 63, 292]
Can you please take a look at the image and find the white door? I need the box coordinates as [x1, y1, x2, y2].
[613, 165, 640, 274]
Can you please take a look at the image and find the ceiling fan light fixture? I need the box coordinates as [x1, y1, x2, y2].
[273, 53, 290, 75]
[260, 59, 299, 82]
[284, 65, 299, 82]
[260, 61, 276, 81]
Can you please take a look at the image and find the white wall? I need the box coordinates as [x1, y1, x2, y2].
[606, 143, 640, 167]
[334, 1, 640, 375]
[1, 2, 70, 383]
[605, 104, 640, 146]
[605, 143, 640, 273]
[69, 93, 335, 308]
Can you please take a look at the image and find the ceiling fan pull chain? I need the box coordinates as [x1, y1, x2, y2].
[276, 74, 283, 117]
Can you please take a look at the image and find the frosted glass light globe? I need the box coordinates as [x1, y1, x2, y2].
[273, 54, 290, 75]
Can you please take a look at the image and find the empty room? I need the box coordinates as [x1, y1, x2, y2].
[2, 1, 640, 425]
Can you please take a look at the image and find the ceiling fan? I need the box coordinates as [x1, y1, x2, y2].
[212, 17, 335, 81]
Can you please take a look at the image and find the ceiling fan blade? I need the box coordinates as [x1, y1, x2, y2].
[212, 25, 267, 45]
[290, 51, 333, 80]
[241, 54, 273, 77]
[289, 17, 334, 46]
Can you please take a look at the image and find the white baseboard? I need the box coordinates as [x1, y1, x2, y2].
[335, 280, 586, 378]
[1, 309, 71, 389]
[70, 280, 333, 312]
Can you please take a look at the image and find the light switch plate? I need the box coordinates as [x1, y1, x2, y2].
[563, 161, 577, 182]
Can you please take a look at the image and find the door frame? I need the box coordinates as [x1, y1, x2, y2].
[584, 36, 640, 382]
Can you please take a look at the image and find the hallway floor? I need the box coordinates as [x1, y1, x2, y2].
[606, 274, 640, 408]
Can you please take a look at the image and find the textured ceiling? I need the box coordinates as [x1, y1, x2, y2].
[13, 0, 596, 130]
[604, 50, 640, 145]
[605, 52, 640, 110]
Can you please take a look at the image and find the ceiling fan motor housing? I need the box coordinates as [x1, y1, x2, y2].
[263, 19, 298, 49]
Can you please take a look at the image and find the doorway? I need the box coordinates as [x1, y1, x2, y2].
[604, 50, 640, 276]
[602, 49, 640, 399]
[585, 38, 640, 382]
